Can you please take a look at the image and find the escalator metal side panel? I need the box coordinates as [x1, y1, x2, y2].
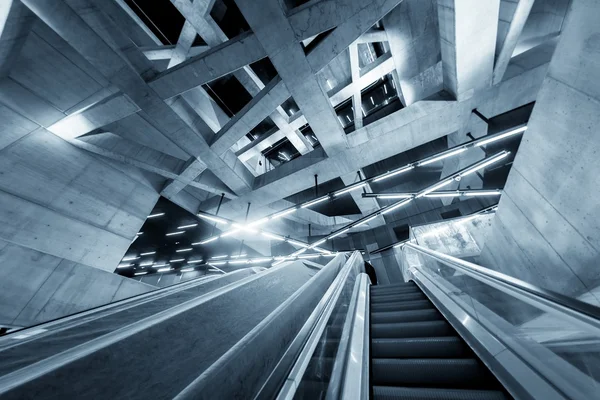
[409, 269, 567, 400]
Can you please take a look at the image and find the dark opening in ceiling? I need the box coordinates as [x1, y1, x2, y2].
[210, 0, 251, 38]
[124, 0, 185, 45]
[203, 75, 252, 117]
[250, 57, 278, 85]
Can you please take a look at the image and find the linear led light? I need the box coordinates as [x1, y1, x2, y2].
[292, 248, 308, 256]
[194, 237, 218, 245]
[170, 258, 185, 262]
[315, 247, 332, 254]
[147, 213, 165, 218]
[211, 261, 227, 266]
[181, 268, 194, 272]
[247, 218, 269, 228]
[262, 232, 286, 241]
[418, 148, 467, 166]
[334, 184, 366, 197]
[301, 197, 329, 208]
[464, 190, 502, 197]
[373, 165, 414, 182]
[287, 239, 310, 248]
[475, 126, 527, 147]
[322, 253, 337, 257]
[187, 259, 203, 264]
[136, 232, 143, 236]
[375, 194, 413, 199]
[381, 198, 413, 215]
[424, 192, 461, 198]
[298, 254, 321, 259]
[140, 251, 155, 256]
[329, 228, 349, 239]
[166, 231, 185, 236]
[176, 248, 192, 253]
[229, 260, 249, 265]
[157, 267, 171, 273]
[271, 208, 296, 219]
[152, 263, 168, 268]
[134, 272, 148, 276]
[117, 264, 133, 269]
[122, 256, 139, 261]
[416, 179, 455, 198]
[220, 229, 240, 238]
[198, 214, 229, 225]
[178, 223, 198, 229]
[139, 262, 153, 267]
[460, 152, 509, 177]
[353, 215, 378, 228]
[210, 255, 228, 260]
[230, 254, 247, 259]
[252, 258, 273, 263]
[310, 238, 327, 248]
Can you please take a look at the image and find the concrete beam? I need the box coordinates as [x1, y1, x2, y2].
[349, 43, 363, 129]
[161, 158, 208, 200]
[0, 0, 35, 77]
[437, 0, 500, 100]
[493, 0, 535, 85]
[140, 44, 209, 60]
[384, 0, 443, 105]
[356, 28, 388, 44]
[148, 32, 266, 99]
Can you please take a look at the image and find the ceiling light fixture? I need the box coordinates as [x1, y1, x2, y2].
[261, 232, 286, 241]
[176, 248, 192, 253]
[416, 179, 455, 198]
[301, 197, 329, 208]
[147, 213, 165, 218]
[194, 237, 218, 245]
[117, 264, 133, 269]
[134, 272, 148, 276]
[140, 251, 155, 256]
[310, 238, 327, 248]
[169, 258, 185, 262]
[475, 126, 527, 147]
[157, 267, 171, 273]
[460, 152, 509, 177]
[121, 256, 139, 261]
[329, 228, 349, 239]
[418, 148, 468, 166]
[198, 214, 229, 225]
[464, 190, 502, 196]
[353, 215, 378, 228]
[381, 198, 413, 215]
[271, 208, 296, 219]
[334, 183, 366, 197]
[373, 165, 414, 182]
[177, 223, 198, 229]
[166, 231, 185, 236]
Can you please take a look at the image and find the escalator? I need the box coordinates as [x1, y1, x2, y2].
[370, 282, 508, 400]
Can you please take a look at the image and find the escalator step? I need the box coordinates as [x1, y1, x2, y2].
[371, 321, 453, 338]
[372, 358, 497, 388]
[371, 300, 434, 313]
[371, 337, 471, 358]
[371, 286, 420, 294]
[371, 293, 427, 303]
[372, 282, 416, 290]
[372, 386, 507, 400]
[371, 309, 442, 324]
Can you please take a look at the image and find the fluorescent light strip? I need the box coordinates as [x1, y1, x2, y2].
[292, 248, 308, 256]
[475, 126, 527, 147]
[310, 238, 327, 248]
[334, 184, 366, 197]
[117, 264, 133, 269]
[252, 258, 273, 263]
[152, 263, 168, 268]
[460, 152, 509, 177]
[373, 165, 414, 182]
[229, 260, 248, 265]
[329, 228, 349, 239]
[247, 218, 269, 227]
[416, 179, 455, 198]
[140, 251, 155, 256]
[271, 208, 296, 219]
[287, 239, 310, 248]
[301, 197, 329, 208]
[147, 213, 165, 218]
[353, 215, 378, 228]
[139, 262, 153, 267]
[211, 261, 227, 266]
[465, 191, 502, 196]
[298, 254, 320, 259]
[315, 247, 332, 254]
[381, 198, 413, 215]
[157, 267, 171, 273]
[424, 192, 461, 198]
[198, 214, 229, 225]
[262, 232, 286, 241]
[418, 148, 467, 166]
[166, 231, 184, 236]
[187, 259, 203, 264]
[376, 194, 414, 199]
[121, 256, 139, 261]
[134, 272, 148, 276]
[177, 223, 198, 229]
[194, 237, 218, 245]
[170, 258, 185, 262]
[136, 232, 143, 236]
[210, 255, 228, 259]
[176, 248, 192, 253]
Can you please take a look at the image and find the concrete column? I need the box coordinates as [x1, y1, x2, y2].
[481, 0, 600, 305]
[349, 43, 363, 129]
[437, 0, 500, 100]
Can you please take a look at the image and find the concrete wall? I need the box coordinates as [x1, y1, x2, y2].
[481, 0, 600, 306]
[0, 19, 159, 327]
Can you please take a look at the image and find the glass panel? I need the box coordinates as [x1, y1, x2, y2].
[401, 244, 600, 398]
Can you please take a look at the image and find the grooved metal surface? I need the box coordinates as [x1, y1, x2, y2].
[373, 386, 507, 400]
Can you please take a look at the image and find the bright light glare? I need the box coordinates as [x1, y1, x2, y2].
[271, 208, 296, 219]
[198, 214, 229, 225]
[381, 199, 413, 215]
[329, 228, 349, 239]
[373, 165, 414, 182]
[194, 237, 218, 245]
[464, 191, 502, 196]
[210, 255, 228, 259]
[134, 272, 148, 276]
[416, 180, 455, 198]
[418, 148, 467, 166]
[220, 229, 240, 238]
[334, 183, 366, 197]
[177, 223, 198, 229]
[262, 232, 285, 241]
[147, 213, 165, 218]
[424, 192, 461, 198]
[157, 267, 171, 273]
[475, 126, 527, 147]
[301, 197, 329, 208]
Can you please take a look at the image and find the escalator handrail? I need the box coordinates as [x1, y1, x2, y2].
[403, 242, 600, 330]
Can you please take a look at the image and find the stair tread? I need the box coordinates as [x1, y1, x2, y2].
[372, 336, 471, 358]
[372, 386, 507, 400]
